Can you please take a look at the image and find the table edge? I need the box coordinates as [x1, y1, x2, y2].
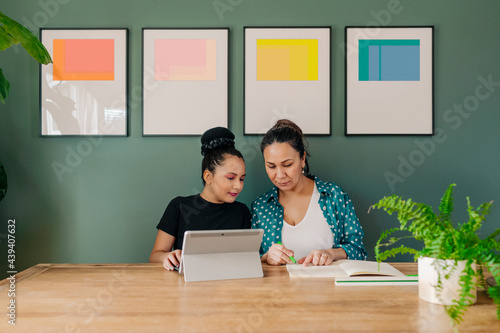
[0, 263, 164, 285]
[0, 262, 421, 285]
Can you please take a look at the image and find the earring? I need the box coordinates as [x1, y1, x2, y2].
[302, 169, 305, 174]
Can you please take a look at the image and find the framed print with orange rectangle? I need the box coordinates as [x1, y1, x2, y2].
[40, 28, 128, 136]
[142, 28, 228, 136]
[244, 27, 331, 135]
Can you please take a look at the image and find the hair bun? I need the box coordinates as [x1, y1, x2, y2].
[272, 119, 304, 135]
[201, 127, 235, 156]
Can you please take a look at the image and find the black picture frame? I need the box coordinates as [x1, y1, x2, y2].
[142, 27, 229, 136]
[40, 28, 129, 137]
[244, 26, 332, 136]
[345, 26, 434, 136]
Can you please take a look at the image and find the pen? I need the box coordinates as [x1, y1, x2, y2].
[277, 241, 297, 264]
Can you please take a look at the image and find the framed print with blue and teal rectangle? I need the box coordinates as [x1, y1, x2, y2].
[345, 26, 434, 135]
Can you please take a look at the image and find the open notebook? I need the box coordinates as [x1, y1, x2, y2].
[286, 260, 418, 285]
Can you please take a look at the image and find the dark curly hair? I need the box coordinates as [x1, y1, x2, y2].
[260, 119, 310, 175]
[201, 127, 244, 184]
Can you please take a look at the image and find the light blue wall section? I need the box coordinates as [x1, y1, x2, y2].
[1, 0, 499, 277]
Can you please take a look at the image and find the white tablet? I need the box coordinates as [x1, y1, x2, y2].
[180, 229, 264, 282]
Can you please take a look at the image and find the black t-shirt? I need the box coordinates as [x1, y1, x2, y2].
[156, 194, 252, 250]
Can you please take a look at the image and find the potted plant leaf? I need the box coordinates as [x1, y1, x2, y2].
[0, 162, 6, 201]
[0, 11, 52, 202]
[369, 183, 499, 328]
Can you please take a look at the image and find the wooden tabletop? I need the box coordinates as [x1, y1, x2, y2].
[0, 263, 498, 332]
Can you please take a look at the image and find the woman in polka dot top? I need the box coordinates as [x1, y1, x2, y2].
[251, 119, 367, 266]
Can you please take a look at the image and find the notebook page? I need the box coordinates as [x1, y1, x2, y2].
[339, 260, 406, 277]
[286, 262, 348, 278]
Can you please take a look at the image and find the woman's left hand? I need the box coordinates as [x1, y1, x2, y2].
[298, 250, 333, 266]
[298, 248, 347, 267]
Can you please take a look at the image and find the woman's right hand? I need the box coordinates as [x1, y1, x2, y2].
[265, 243, 295, 266]
[150, 230, 180, 271]
[162, 250, 182, 271]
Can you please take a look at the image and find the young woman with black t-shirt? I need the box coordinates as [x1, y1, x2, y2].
[149, 127, 251, 270]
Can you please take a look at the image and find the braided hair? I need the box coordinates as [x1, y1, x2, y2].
[260, 119, 310, 175]
[201, 127, 243, 184]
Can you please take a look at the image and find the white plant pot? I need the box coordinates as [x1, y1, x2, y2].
[418, 257, 477, 305]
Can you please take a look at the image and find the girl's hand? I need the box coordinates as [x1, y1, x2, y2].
[162, 250, 182, 271]
[265, 243, 295, 266]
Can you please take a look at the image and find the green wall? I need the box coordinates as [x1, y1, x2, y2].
[1, 0, 499, 277]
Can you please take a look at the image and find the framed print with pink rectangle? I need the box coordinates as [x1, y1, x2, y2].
[345, 26, 434, 135]
[40, 28, 128, 136]
[142, 28, 228, 136]
[244, 27, 331, 135]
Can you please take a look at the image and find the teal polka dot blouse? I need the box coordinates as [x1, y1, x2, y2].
[251, 175, 367, 260]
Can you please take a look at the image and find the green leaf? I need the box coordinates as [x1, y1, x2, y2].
[377, 244, 419, 262]
[460, 198, 493, 235]
[0, 162, 7, 202]
[439, 183, 456, 224]
[0, 26, 16, 50]
[0, 11, 52, 65]
[0, 68, 10, 103]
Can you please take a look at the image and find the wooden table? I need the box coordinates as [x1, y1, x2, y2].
[1, 263, 498, 332]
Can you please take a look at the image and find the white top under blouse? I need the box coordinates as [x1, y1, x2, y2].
[281, 182, 334, 260]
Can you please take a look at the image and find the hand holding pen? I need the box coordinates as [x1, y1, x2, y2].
[263, 241, 297, 266]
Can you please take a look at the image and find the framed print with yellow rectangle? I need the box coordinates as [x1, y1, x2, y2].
[244, 27, 331, 135]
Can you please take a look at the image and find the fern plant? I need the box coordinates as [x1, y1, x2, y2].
[369, 184, 500, 328]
